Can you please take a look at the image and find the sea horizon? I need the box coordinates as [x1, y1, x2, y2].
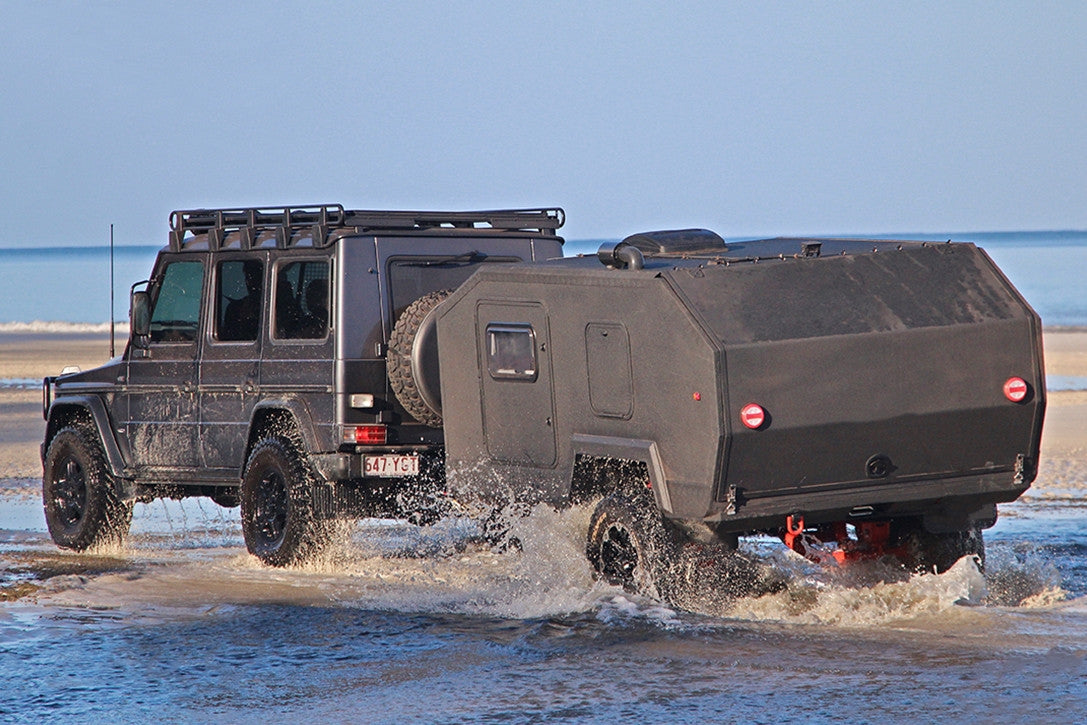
[2, 230, 1085, 327]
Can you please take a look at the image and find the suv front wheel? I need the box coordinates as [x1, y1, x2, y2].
[240, 436, 334, 566]
[42, 426, 133, 550]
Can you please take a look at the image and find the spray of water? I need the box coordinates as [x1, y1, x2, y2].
[13, 488, 1073, 627]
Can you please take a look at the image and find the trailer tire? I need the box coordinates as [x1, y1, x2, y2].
[586, 493, 679, 601]
[388, 290, 452, 428]
[901, 525, 986, 574]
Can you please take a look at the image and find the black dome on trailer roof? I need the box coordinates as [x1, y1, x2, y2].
[621, 229, 728, 254]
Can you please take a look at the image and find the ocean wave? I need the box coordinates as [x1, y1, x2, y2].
[0, 378, 42, 390]
[0, 321, 128, 334]
[1047, 375, 1087, 392]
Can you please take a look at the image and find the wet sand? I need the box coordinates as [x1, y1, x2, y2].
[1040, 330, 1087, 456]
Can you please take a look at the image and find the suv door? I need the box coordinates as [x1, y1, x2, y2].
[200, 255, 266, 473]
[261, 256, 335, 447]
[125, 256, 205, 471]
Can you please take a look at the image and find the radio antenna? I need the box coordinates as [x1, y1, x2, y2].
[109, 223, 115, 357]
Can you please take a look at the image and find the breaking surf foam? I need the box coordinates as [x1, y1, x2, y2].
[0, 321, 127, 334]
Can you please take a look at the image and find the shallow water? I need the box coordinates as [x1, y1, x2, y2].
[1, 490, 1085, 723]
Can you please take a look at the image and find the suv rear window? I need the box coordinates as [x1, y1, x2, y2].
[215, 260, 264, 342]
[388, 255, 516, 318]
[274, 260, 330, 340]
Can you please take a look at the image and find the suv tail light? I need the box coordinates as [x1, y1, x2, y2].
[344, 424, 387, 445]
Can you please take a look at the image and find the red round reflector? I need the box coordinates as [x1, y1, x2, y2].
[740, 403, 766, 430]
[1003, 377, 1028, 403]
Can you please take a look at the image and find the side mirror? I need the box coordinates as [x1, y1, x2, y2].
[130, 290, 151, 344]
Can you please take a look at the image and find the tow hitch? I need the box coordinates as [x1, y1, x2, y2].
[781, 515, 908, 566]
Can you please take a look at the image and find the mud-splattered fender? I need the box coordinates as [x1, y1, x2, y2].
[570, 434, 674, 516]
[44, 396, 133, 499]
[244, 398, 322, 474]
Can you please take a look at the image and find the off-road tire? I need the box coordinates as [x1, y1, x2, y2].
[896, 522, 986, 574]
[42, 426, 133, 550]
[240, 436, 334, 566]
[586, 493, 679, 601]
[387, 289, 452, 428]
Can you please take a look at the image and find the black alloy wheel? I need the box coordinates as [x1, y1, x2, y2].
[240, 435, 335, 566]
[42, 426, 132, 550]
[586, 493, 678, 601]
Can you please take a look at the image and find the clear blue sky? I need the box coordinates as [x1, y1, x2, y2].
[3, 1, 1085, 246]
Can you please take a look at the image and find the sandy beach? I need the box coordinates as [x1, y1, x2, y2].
[1, 329, 1084, 489]
[0, 334, 123, 483]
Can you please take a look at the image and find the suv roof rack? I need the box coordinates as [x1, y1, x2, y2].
[168, 205, 565, 252]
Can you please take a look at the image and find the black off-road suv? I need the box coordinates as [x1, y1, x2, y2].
[42, 205, 564, 564]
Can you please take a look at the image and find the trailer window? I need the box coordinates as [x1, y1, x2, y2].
[486, 324, 537, 381]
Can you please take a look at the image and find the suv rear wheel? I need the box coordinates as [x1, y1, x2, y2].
[240, 436, 335, 566]
[42, 426, 133, 550]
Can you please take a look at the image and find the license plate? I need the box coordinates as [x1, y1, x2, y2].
[364, 454, 419, 478]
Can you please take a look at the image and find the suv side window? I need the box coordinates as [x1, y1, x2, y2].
[215, 259, 264, 342]
[274, 260, 330, 340]
[149, 260, 204, 343]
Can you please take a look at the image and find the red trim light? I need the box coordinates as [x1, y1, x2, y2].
[740, 403, 766, 430]
[347, 424, 387, 445]
[1003, 377, 1029, 403]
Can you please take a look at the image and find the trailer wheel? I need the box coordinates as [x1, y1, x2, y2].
[899, 524, 986, 574]
[42, 426, 132, 550]
[586, 493, 678, 601]
[240, 436, 334, 566]
[388, 289, 452, 428]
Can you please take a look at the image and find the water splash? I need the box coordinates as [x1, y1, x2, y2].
[984, 544, 1069, 607]
[11, 495, 1076, 629]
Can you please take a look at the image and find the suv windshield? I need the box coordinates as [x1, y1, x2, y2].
[150, 260, 204, 343]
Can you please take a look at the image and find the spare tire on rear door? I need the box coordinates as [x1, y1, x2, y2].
[387, 289, 451, 428]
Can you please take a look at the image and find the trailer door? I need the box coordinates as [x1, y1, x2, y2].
[477, 302, 556, 468]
